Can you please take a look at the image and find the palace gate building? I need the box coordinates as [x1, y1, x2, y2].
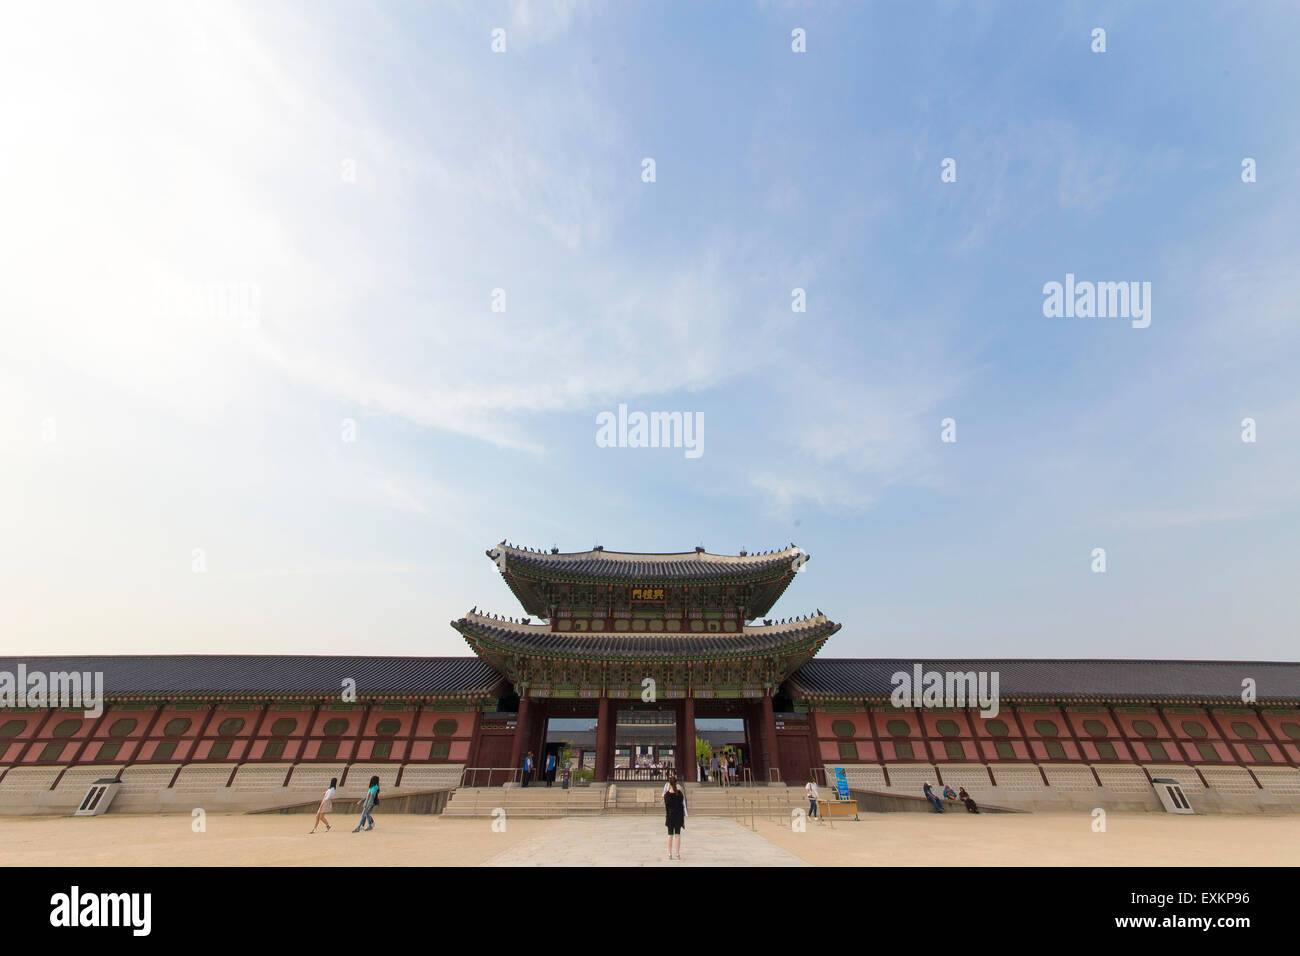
[2, 542, 1299, 813]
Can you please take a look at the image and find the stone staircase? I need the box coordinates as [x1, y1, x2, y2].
[443, 782, 801, 820]
[443, 785, 605, 818]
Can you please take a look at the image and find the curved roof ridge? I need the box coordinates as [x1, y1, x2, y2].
[744, 612, 831, 632]
[494, 542, 805, 563]
[460, 609, 551, 632]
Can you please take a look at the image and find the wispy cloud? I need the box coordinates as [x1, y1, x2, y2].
[3, 0, 1299, 661]
[506, 0, 601, 48]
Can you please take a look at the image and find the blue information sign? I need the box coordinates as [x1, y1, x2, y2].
[833, 767, 850, 800]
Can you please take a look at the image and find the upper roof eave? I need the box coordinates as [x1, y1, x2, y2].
[490, 542, 807, 583]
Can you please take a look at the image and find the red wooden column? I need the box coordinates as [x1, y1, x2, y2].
[595, 697, 613, 781]
[742, 703, 757, 777]
[761, 694, 780, 783]
[465, 707, 484, 771]
[680, 697, 696, 781]
[509, 695, 531, 780]
[530, 699, 549, 763]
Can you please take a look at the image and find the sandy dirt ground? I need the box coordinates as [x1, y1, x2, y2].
[754, 810, 1300, 866]
[2, 810, 1298, 866]
[0, 813, 552, 867]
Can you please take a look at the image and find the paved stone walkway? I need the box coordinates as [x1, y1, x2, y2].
[480, 816, 808, 867]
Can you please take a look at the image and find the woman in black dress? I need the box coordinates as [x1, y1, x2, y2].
[663, 772, 686, 861]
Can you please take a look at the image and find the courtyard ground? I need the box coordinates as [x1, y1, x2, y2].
[1, 810, 1296, 866]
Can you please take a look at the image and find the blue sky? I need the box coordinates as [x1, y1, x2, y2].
[1, 1, 1297, 661]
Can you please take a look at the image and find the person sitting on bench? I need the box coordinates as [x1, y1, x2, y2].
[958, 786, 980, 814]
[922, 782, 945, 813]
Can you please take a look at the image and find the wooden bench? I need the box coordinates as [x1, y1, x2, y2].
[815, 797, 859, 820]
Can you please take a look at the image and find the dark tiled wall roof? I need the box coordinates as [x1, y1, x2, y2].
[787, 658, 1300, 703]
[4, 655, 1295, 704]
[0, 655, 502, 699]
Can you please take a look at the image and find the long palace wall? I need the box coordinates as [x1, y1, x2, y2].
[804, 702, 1300, 767]
[789, 701, 1300, 812]
[0, 701, 480, 814]
[4, 696, 1300, 814]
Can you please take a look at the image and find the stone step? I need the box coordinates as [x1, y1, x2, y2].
[441, 784, 799, 818]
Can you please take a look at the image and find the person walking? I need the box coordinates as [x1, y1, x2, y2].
[728, 755, 738, 787]
[662, 772, 687, 861]
[352, 775, 380, 831]
[311, 777, 337, 833]
[708, 753, 719, 786]
[805, 778, 819, 819]
[545, 752, 556, 787]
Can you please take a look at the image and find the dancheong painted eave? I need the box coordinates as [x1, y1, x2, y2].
[451, 610, 841, 661]
[785, 658, 1300, 705]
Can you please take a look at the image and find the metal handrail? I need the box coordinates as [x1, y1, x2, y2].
[459, 766, 521, 788]
[726, 792, 756, 830]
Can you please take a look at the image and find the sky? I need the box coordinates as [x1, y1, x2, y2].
[1, 1, 1297, 662]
